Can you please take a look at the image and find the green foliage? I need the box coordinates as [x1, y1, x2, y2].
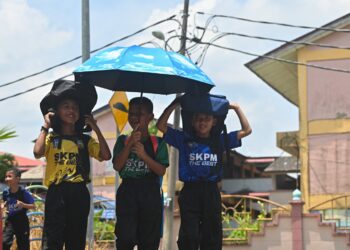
[0, 126, 17, 142]
[222, 200, 268, 244]
[0, 153, 17, 181]
[94, 210, 115, 241]
[148, 119, 159, 135]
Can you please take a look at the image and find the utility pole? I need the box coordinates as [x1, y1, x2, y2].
[163, 1, 189, 249]
[82, 0, 94, 249]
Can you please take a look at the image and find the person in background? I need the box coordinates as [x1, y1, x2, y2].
[2, 167, 35, 250]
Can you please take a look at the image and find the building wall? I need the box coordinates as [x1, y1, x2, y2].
[297, 27, 350, 211]
[91, 108, 118, 198]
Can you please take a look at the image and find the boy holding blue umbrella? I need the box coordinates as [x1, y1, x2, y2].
[113, 97, 169, 250]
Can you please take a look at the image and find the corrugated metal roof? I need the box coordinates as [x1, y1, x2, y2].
[264, 156, 299, 173]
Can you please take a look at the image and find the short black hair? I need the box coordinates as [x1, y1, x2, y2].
[129, 97, 153, 113]
[7, 167, 21, 178]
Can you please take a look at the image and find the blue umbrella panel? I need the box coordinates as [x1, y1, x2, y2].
[74, 45, 214, 94]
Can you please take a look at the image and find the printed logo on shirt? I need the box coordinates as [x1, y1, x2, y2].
[189, 153, 218, 167]
[187, 140, 218, 168]
[124, 157, 151, 174]
[54, 152, 79, 165]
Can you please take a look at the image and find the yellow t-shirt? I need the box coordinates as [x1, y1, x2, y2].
[43, 133, 101, 187]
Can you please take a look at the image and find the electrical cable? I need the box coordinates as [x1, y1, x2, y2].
[196, 29, 350, 50]
[196, 12, 350, 33]
[0, 74, 72, 102]
[0, 14, 178, 89]
[193, 39, 350, 74]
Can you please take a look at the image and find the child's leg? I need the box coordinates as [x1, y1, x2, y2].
[137, 181, 162, 250]
[199, 183, 222, 250]
[3, 220, 15, 250]
[42, 184, 66, 250]
[64, 182, 90, 250]
[177, 183, 201, 250]
[115, 181, 138, 250]
[13, 214, 30, 250]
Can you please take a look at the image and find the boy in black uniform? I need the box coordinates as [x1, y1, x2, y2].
[33, 79, 111, 250]
[2, 167, 35, 250]
[113, 97, 169, 250]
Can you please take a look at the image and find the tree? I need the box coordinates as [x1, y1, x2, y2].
[0, 153, 17, 181]
[0, 126, 17, 181]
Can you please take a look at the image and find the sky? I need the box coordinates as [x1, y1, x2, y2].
[1, 0, 349, 159]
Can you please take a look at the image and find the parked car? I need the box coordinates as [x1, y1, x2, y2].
[93, 195, 115, 221]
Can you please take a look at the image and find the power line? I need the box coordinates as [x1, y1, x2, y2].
[0, 31, 179, 103]
[196, 29, 350, 50]
[196, 12, 350, 33]
[0, 14, 178, 89]
[0, 74, 72, 102]
[193, 39, 350, 74]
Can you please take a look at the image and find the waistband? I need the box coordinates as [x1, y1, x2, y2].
[122, 178, 159, 185]
[49, 181, 86, 188]
[183, 181, 218, 187]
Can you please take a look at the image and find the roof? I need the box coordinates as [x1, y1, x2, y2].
[14, 155, 45, 167]
[92, 104, 110, 118]
[20, 165, 44, 181]
[245, 157, 276, 164]
[264, 156, 300, 174]
[245, 13, 350, 106]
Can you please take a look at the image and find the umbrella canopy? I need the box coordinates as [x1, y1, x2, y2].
[73, 45, 214, 94]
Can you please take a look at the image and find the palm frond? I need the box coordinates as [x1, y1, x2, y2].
[0, 126, 17, 142]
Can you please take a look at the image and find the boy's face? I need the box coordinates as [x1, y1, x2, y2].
[128, 104, 153, 131]
[5, 171, 20, 187]
[57, 99, 80, 125]
[192, 113, 217, 138]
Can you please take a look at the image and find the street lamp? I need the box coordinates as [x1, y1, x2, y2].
[152, 31, 165, 41]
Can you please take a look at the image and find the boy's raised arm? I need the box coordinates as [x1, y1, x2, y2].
[230, 103, 252, 140]
[33, 112, 53, 158]
[156, 97, 181, 134]
[85, 115, 111, 161]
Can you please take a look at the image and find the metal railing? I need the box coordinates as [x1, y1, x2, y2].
[309, 194, 350, 231]
[221, 194, 290, 244]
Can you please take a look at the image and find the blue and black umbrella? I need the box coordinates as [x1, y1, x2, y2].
[73, 45, 214, 94]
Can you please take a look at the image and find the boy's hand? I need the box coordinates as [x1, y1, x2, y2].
[229, 103, 240, 110]
[127, 125, 142, 148]
[171, 96, 182, 107]
[132, 142, 147, 159]
[44, 111, 55, 128]
[84, 114, 98, 131]
[16, 201, 24, 209]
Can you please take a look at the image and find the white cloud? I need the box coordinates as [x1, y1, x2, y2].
[0, 0, 72, 65]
